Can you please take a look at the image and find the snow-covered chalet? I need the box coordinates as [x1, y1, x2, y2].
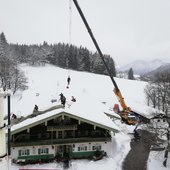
[11, 99, 119, 164]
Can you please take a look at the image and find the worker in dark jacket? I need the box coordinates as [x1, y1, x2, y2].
[67, 76, 71, 86]
[33, 104, 38, 112]
[59, 93, 66, 108]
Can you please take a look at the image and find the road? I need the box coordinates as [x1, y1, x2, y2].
[122, 130, 156, 170]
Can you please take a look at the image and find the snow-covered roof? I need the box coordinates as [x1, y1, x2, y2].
[11, 100, 119, 134]
[130, 102, 164, 119]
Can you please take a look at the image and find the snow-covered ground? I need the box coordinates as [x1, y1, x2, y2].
[10, 64, 157, 118]
[1, 64, 169, 169]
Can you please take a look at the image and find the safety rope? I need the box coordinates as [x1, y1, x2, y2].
[66, 0, 72, 88]
[69, 0, 72, 45]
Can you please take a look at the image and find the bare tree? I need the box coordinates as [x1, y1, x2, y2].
[145, 71, 170, 116]
[10, 65, 28, 94]
[145, 71, 170, 167]
[128, 67, 135, 80]
[144, 84, 158, 108]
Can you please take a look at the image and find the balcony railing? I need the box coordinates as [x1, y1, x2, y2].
[12, 137, 111, 147]
[47, 125, 78, 131]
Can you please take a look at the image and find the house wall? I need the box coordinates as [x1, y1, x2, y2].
[73, 141, 109, 152]
[70, 141, 110, 158]
[11, 145, 55, 161]
[11, 141, 111, 162]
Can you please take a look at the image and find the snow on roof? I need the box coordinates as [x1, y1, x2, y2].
[11, 108, 62, 132]
[11, 99, 119, 133]
[130, 102, 164, 119]
[64, 94, 120, 130]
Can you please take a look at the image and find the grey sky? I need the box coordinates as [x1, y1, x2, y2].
[0, 0, 170, 66]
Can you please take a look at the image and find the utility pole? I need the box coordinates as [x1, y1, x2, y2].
[0, 88, 7, 168]
[7, 94, 11, 156]
[0, 88, 11, 170]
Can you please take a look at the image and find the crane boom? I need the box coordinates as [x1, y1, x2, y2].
[73, 0, 137, 124]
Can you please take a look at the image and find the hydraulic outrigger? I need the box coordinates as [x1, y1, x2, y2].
[73, 0, 138, 125]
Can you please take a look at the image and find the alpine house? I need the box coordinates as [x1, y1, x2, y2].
[11, 95, 119, 164]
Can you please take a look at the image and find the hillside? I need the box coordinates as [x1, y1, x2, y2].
[9, 64, 157, 120]
[118, 59, 166, 75]
[143, 63, 170, 78]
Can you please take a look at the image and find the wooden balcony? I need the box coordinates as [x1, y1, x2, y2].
[47, 125, 78, 131]
[11, 137, 111, 147]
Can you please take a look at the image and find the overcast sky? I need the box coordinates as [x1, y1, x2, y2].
[0, 0, 170, 66]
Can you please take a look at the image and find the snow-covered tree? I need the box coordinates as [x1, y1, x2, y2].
[68, 44, 78, 70]
[0, 32, 13, 88]
[145, 72, 170, 116]
[10, 65, 28, 94]
[128, 67, 135, 80]
[0, 32, 28, 93]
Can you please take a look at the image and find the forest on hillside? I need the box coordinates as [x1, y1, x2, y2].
[0, 32, 116, 94]
[9, 39, 116, 76]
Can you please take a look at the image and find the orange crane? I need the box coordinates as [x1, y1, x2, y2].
[73, 0, 138, 125]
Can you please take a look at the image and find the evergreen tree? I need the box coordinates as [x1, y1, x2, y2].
[56, 43, 68, 68]
[40, 41, 54, 64]
[104, 55, 116, 77]
[77, 46, 91, 72]
[68, 45, 78, 69]
[91, 52, 105, 74]
[6, 37, 117, 77]
[0, 32, 11, 88]
[128, 67, 135, 80]
[81, 47, 91, 72]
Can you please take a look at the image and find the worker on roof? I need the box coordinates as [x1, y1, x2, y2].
[33, 104, 38, 112]
[59, 93, 66, 108]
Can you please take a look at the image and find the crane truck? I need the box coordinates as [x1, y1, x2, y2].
[73, 0, 138, 125]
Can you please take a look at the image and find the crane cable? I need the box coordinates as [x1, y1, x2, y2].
[67, 0, 72, 73]
[69, 0, 72, 46]
[66, 0, 72, 88]
[72, 0, 119, 91]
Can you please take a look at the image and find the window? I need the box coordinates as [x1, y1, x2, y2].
[92, 145, 101, 151]
[33, 148, 36, 154]
[18, 149, 29, 156]
[38, 148, 49, 155]
[92, 146, 96, 150]
[78, 146, 87, 151]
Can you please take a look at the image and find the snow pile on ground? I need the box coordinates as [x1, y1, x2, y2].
[148, 151, 169, 169]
